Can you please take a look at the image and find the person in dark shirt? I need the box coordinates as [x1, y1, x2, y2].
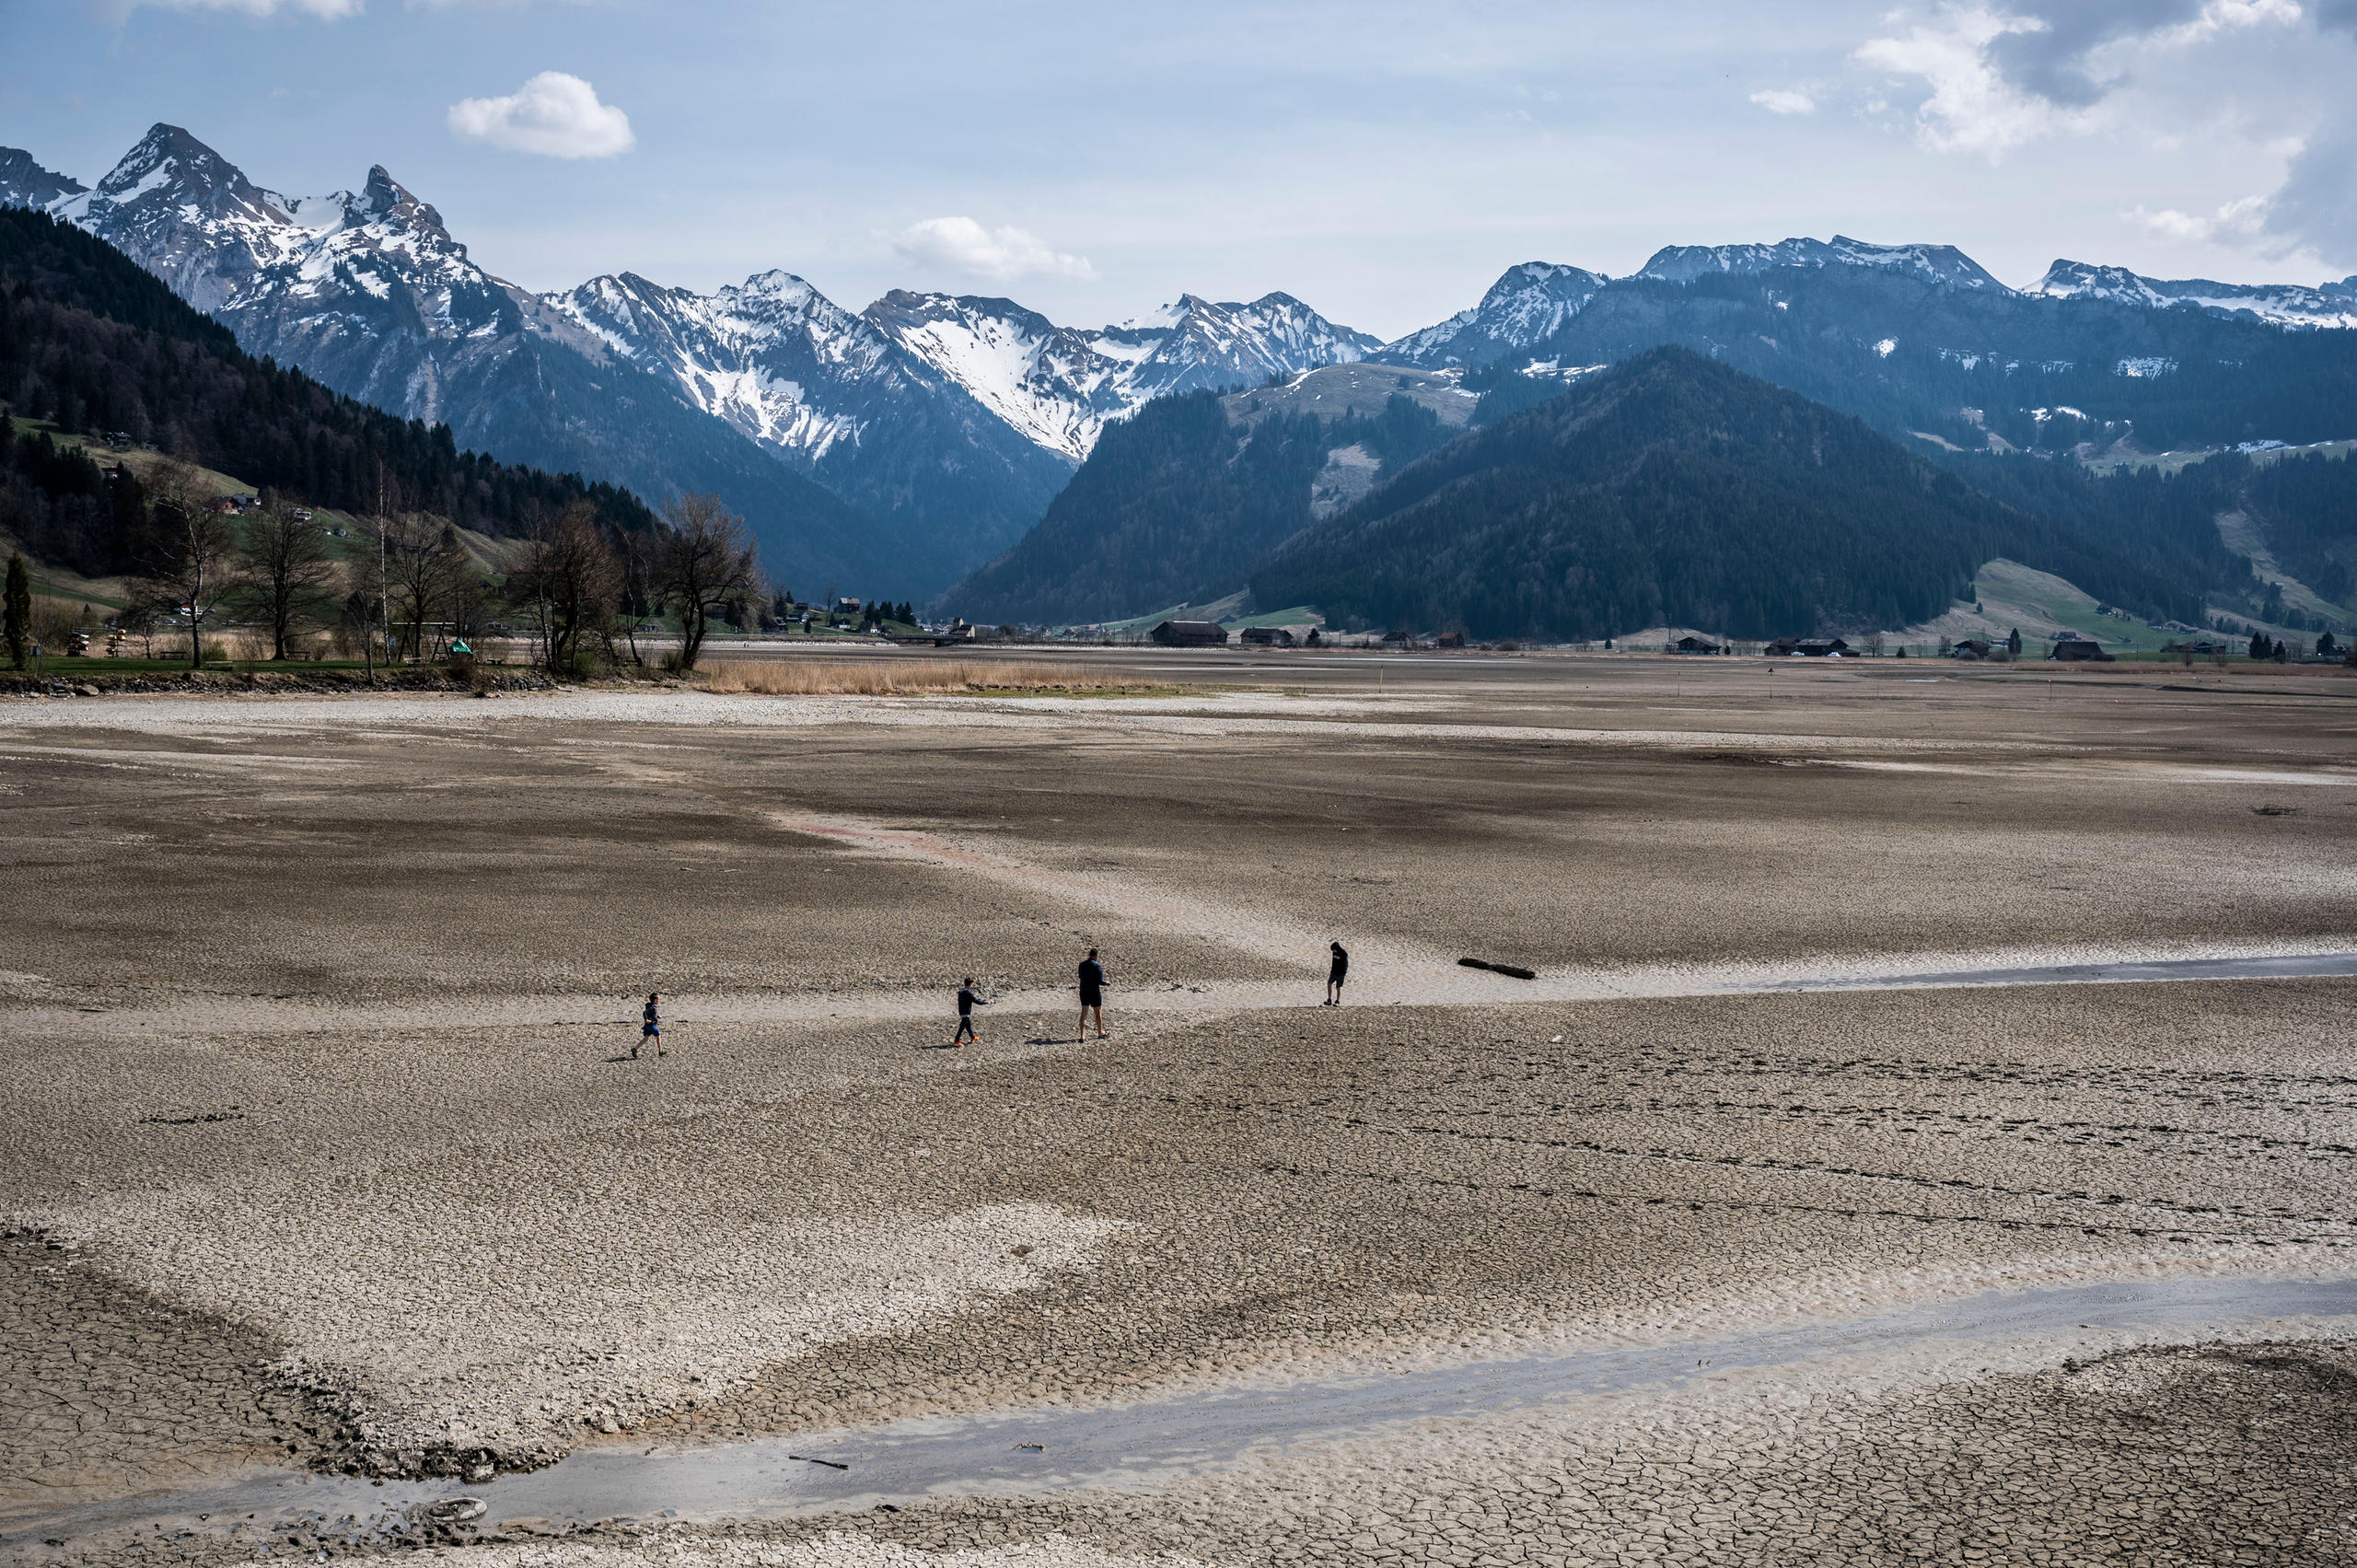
[1325, 942, 1349, 1005]
[1077, 947, 1107, 1040]
[955, 977, 985, 1047]
[636, 991, 666, 1057]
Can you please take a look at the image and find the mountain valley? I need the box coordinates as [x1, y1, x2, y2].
[7, 126, 2357, 637]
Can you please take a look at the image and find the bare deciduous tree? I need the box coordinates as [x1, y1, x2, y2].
[509, 502, 621, 677]
[234, 496, 341, 660]
[136, 459, 238, 668]
[377, 512, 470, 662]
[654, 494, 758, 672]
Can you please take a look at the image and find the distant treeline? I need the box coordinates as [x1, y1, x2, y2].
[0, 206, 654, 578]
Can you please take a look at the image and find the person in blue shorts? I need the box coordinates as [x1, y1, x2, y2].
[636, 991, 666, 1058]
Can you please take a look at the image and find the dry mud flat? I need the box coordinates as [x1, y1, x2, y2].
[4, 656, 2357, 1564]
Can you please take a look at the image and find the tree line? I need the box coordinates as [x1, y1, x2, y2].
[0, 206, 654, 579]
[5, 459, 761, 679]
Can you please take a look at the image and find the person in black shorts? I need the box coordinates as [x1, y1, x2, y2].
[637, 991, 666, 1057]
[1077, 947, 1107, 1040]
[954, 978, 984, 1046]
[1325, 942, 1348, 1005]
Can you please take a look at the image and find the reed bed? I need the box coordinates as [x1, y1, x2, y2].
[699, 657, 1142, 696]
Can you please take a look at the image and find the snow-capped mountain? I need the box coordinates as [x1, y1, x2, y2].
[0, 148, 83, 210]
[1378, 262, 1610, 367]
[863, 289, 1382, 462]
[6, 124, 947, 589]
[2026, 261, 2357, 331]
[1638, 235, 2008, 293]
[543, 268, 1073, 565]
[4, 122, 1379, 584]
[860, 291, 1122, 462]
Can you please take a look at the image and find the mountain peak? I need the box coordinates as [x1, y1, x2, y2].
[2027, 258, 2357, 328]
[1638, 236, 2005, 292]
[349, 164, 452, 239]
[0, 147, 86, 210]
[1379, 259, 1609, 368]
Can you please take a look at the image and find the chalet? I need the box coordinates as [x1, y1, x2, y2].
[1673, 635, 1720, 655]
[1381, 629, 1413, 645]
[2050, 636, 2113, 662]
[1768, 637, 1849, 656]
[1436, 631, 1467, 648]
[1151, 619, 1229, 647]
[1949, 638, 1994, 659]
[2163, 638, 2225, 656]
[1239, 626, 1296, 646]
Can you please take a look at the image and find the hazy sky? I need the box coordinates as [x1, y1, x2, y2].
[5, 0, 2354, 339]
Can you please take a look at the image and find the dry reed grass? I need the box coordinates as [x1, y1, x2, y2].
[700, 657, 1139, 696]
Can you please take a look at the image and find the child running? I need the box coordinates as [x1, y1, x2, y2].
[637, 991, 666, 1058]
[954, 977, 985, 1046]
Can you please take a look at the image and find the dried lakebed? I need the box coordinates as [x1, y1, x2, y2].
[19, 946, 2357, 1040]
[8, 1273, 2351, 1560]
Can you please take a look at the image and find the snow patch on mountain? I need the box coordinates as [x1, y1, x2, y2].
[2028, 261, 2357, 330]
[0, 147, 86, 210]
[1380, 261, 1610, 367]
[1638, 235, 2008, 293]
[546, 270, 885, 460]
[864, 289, 1382, 461]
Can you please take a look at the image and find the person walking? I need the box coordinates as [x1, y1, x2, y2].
[1325, 941, 1349, 1005]
[637, 991, 666, 1058]
[1077, 947, 1108, 1040]
[954, 977, 985, 1047]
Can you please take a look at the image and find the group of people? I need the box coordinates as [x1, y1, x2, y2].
[952, 940, 1350, 1047]
[955, 947, 1109, 1047]
[631, 938, 1352, 1058]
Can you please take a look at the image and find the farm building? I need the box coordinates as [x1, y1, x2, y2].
[1673, 635, 1721, 654]
[1151, 620, 1229, 647]
[2050, 636, 2113, 662]
[1239, 627, 1296, 646]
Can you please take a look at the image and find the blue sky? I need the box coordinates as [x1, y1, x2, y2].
[4, 0, 2353, 339]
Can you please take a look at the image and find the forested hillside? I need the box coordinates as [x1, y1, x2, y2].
[1253, 349, 2200, 640]
[1, 207, 655, 577]
[943, 386, 1451, 624]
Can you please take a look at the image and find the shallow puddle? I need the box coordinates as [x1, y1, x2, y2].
[8, 1273, 2351, 1554]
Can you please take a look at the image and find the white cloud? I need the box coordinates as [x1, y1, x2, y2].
[892, 216, 1097, 284]
[447, 71, 634, 159]
[1748, 88, 1817, 115]
[1853, 6, 2089, 158]
[2126, 193, 2269, 243]
[87, 0, 360, 17]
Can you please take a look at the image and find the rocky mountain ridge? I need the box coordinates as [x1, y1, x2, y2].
[0, 123, 1377, 593]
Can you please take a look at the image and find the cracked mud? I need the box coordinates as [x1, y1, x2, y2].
[5, 650, 2356, 1565]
